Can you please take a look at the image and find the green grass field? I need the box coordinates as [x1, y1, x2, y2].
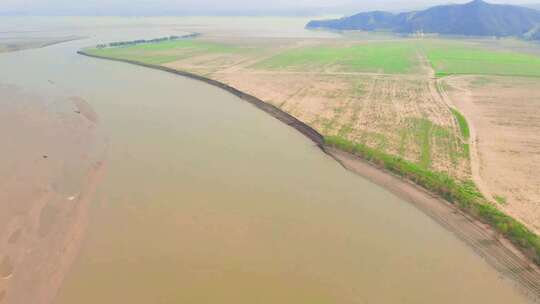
[87, 38, 540, 77]
[253, 42, 419, 74]
[424, 42, 540, 77]
[85, 39, 247, 64]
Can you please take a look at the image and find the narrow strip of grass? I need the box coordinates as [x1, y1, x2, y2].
[84, 39, 248, 65]
[495, 195, 508, 205]
[451, 108, 470, 141]
[325, 135, 540, 265]
[414, 119, 432, 168]
[435, 72, 451, 78]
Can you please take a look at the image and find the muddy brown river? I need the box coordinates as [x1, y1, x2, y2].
[0, 17, 533, 303]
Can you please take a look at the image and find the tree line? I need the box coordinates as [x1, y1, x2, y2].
[96, 33, 200, 49]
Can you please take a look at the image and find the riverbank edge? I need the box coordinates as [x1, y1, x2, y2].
[77, 50, 540, 300]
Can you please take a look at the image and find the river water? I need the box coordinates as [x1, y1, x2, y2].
[0, 17, 532, 303]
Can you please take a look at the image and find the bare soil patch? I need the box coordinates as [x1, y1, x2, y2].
[444, 76, 540, 233]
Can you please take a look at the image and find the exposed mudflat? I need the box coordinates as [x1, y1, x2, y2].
[0, 84, 106, 304]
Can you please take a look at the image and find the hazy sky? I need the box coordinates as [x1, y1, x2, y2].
[2, 0, 539, 15]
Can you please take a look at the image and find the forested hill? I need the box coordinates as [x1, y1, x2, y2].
[306, 0, 540, 39]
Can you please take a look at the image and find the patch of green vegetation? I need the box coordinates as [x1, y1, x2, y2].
[325, 135, 540, 265]
[431, 124, 459, 166]
[425, 42, 540, 77]
[366, 132, 389, 152]
[463, 144, 470, 159]
[495, 195, 508, 205]
[338, 123, 354, 137]
[84, 47, 179, 64]
[319, 117, 335, 134]
[411, 118, 433, 169]
[398, 128, 409, 157]
[407, 117, 467, 169]
[84, 39, 247, 65]
[254, 42, 419, 74]
[451, 109, 470, 141]
[435, 72, 451, 78]
[129, 39, 241, 53]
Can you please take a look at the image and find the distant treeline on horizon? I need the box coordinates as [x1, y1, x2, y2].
[96, 33, 200, 49]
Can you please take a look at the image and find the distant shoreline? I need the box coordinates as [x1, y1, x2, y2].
[77, 49, 540, 301]
[0, 37, 83, 54]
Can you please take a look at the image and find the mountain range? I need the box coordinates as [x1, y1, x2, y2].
[306, 0, 540, 39]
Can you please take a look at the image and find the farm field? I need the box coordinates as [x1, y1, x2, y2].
[84, 35, 540, 234]
[252, 42, 421, 74]
[442, 75, 540, 232]
[422, 40, 540, 77]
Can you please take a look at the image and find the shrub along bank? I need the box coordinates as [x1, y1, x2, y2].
[325, 135, 540, 264]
